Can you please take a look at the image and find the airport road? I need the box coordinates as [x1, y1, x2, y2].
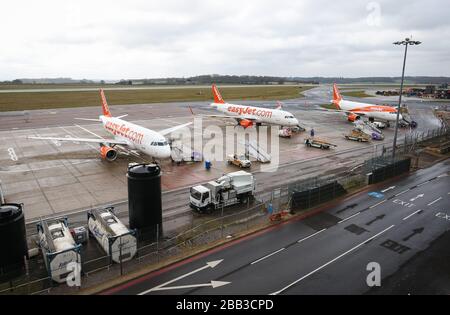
[102, 160, 449, 295]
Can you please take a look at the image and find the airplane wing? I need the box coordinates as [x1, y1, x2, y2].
[158, 122, 193, 136]
[28, 136, 129, 145]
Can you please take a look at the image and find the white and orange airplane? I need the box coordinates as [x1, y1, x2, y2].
[330, 83, 402, 124]
[196, 84, 300, 129]
[28, 89, 192, 161]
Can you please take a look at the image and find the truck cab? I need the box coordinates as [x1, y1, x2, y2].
[190, 185, 211, 212]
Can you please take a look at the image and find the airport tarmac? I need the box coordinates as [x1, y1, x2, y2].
[0, 86, 444, 224]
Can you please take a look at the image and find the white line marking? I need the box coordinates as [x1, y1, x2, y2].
[297, 229, 326, 244]
[416, 181, 430, 187]
[381, 186, 395, 193]
[395, 189, 410, 196]
[427, 197, 442, 206]
[148, 280, 231, 292]
[138, 260, 224, 295]
[369, 200, 386, 209]
[270, 225, 396, 295]
[251, 248, 286, 265]
[402, 209, 423, 221]
[338, 212, 361, 224]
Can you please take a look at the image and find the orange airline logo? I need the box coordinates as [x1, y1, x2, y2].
[227, 105, 273, 118]
[105, 121, 144, 144]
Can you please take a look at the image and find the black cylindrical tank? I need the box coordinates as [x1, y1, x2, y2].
[0, 203, 28, 280]
[127, 164, 163, 241]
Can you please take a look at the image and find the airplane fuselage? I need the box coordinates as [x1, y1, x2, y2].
[338, 100, 402, 122]
[100, 116, 171, 159]
[212, 102, 299, 127]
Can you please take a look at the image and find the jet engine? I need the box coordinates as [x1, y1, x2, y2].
[100, 146, 118, 161]
[347, 113, 360, 122]
[239, 119, 254, 129]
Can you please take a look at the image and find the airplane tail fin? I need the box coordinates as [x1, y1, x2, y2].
[332, 83, 343, 109]
[100, 89, 112, 117]
[212, 84, 225, 104]
[276, 101, 283, 110]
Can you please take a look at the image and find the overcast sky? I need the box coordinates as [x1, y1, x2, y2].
[1, 0, 449, 80]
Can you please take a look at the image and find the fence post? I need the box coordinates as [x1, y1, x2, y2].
[119, 235, 123, 276]
[221, 203, 224, 238]
[156, 224, 159, 263]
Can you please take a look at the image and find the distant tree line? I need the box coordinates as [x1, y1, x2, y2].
[2, 76, 449, 86]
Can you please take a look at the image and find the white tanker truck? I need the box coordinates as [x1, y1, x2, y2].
[189, 171, 255, 213]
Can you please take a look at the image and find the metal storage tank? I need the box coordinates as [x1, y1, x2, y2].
[37, 218, 82, 284]
[127, 163, 163, 241]
[0, 203, 28, 281]
[87, 207, 137, 263]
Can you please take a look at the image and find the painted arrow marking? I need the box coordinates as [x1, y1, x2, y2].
[410, 194, 424, 202]
[138, 260, 227, 295]
[148, 281, 230, 292]
[366, 215, 386, 226]
[381, 186, 396, 193]
[402, 228, 424, 242]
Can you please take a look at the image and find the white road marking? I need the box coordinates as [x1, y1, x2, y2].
[297, 229, 326, 244]
[270, 225, 396, 295]
[427, 197, 443, 206]
[138, 259, 224, 295]
[395, 189, 410, 197]
[416, 181, 430, 187]
[402, 209, 423, 221]
[7, 148, 18, 161]
[148, 280, 231, 292]
[369, 200, 386, 209]
[410, 194, 424, 202]
[251, 248, 286, 265]
[381, 186, 396, 193]
[338, 212, 361, 224]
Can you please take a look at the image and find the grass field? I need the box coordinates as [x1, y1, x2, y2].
[0, 86, 314, 112]
[0, 84, 120, 90]
[320, 103, 337, 110]
[340, 90, 372, 98]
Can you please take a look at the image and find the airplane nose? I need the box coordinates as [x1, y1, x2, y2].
[163, 145, 172, 159]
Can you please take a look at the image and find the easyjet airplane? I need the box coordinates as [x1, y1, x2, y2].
[198, 84, 300, 129]
[330, 83, 402, 124]
[28, 89, 192, 161]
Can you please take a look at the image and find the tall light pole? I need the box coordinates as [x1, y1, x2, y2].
[392, 38, 421, 160]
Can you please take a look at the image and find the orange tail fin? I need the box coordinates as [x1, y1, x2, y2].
[99, 89, 112, 117]
[212, 84, 225, 104]
[332, 83, 343, 109]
